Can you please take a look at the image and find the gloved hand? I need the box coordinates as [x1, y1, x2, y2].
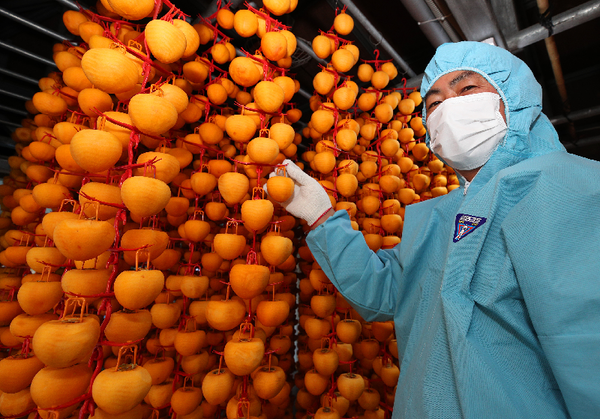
[265, 159, 333, 227]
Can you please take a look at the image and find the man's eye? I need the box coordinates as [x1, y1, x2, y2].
[461, 85, 477, 93]
[427, 101, 441, 111]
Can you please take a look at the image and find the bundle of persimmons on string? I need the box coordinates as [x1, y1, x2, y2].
[0, 0, 458, 418]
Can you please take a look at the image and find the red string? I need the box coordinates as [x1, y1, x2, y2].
[100, 31, 173, 78]
[237, 48, 289, 80]
[195, 16, 230, 46]
[95, 109, 173, 145]
[79, 4, 144, 31]
[244, 2, 291, 31]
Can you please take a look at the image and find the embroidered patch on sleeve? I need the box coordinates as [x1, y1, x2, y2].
[453, 213, 487, 242]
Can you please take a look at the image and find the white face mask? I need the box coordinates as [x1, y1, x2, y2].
[427, 92, 508, 171]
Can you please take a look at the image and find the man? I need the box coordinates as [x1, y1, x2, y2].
[267, 41, 600, 418]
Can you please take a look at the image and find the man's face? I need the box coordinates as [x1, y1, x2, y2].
[424, 70, 506, 123]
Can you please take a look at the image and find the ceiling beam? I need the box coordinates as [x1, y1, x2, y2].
[0, 6, 73, 42]
[488, 0, 519, 40]
[202, 0, 246, 18]
[443, 0, 507, 47]
[0, 104, 28, 116]
[399, 0, 453, 47]
[0, 89, 32, 102]
[0, 41, 56, 67]
[54, 0, 79, 10]
[0, 120, 23, 129]
[295, 37, 328, 66]
[0, 68, 39, 86]
[550, 105, 600, 126]
[563, 135, 600, 151]
[419, 0, 462, 42]
[506, 0, 600, 50]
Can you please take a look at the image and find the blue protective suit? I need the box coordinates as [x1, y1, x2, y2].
[306, 42, 600, 418]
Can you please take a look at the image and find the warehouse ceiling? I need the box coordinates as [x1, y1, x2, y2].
[1, 0, 599, 175]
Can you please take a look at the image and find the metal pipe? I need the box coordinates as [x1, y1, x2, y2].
[536, 0, 576, 141]
[0, 104, 28, 116]
[423, 0, 462, 42]
[0, 138, 17, 146]
[296, 38, 328, 66]
[202, 0, 245, 19]
[0, 120, 23, 129]
[54, 0, 80, 10]
[338, 0, 417, 77]
[0, 89, 32, 102]
[0, 68, 39, 86]
[0, 41, 56, 67]
[563, 135, 600, 150]
[405, 73, 424, 89]
[0, 6, 72, 42]
[398, 0, 452, 48]
[442, 0, 506, 47]
[201, 0, 220, 19]
[550, 105, 600, 126]
[507, 0, 600, 50]
[489, 0, 520, 39]
[296, 87, 312, 100]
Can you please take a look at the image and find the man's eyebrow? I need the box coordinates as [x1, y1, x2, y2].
[424, 71, 478, 103]
[449, 70, 477, 88]
[423, 88, 441, 104]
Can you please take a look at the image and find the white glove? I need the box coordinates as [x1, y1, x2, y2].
[265, 159, 333, 227]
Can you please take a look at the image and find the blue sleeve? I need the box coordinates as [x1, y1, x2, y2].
[306, 210, 401, 322]
[502, 172, 600, 418]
